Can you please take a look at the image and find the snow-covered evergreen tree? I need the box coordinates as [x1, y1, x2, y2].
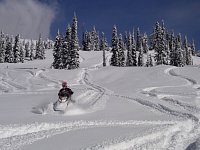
[25, 41, 30, 57]
[124, 31, 128, 50]
[126, 33, 137, 66]
[52, 31, 63, 69]
[100, 32, 106, 67]
[169, 32, 176, 66]
[62, 24, 72, 69]
[183, 36, 193, 65]
[142, 33, 149, 53]
[191, 40, 196, 56]
[13, 34, 21, 63]
[126, 33, 132, 66]
[91, 27, 100, 51]
[82, 31, 91, 51]
[118, 34, 125, 66]
[0, 31, 5, 63]
[5, 37, 14, 63]
[10, 35, 14, 46]
[165, 41, 170, 65]
[131, 33, 137, 66]
[35, 34, 45, 59]
[30, 40, 34, 61]
[138, 41, 144, 66]
[68, 13, 79, 69]
[20, 44, 24, 63]
[153, 22, 167, 65]
[110, 25, 119, 66]
[82, 31, 87, 51]
[174, 34, 184, 67]
[136, 28, 141, 52]
[146, 53, 153, 67]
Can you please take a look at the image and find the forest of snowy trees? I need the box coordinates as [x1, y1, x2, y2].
[53, 18, 196, 70]
[110, 21, 195, 67]
[0, 31, 53, 64]
[0, 14, 196, 69]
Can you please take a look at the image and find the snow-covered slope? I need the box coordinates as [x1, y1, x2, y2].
[1, 50, 200, 150]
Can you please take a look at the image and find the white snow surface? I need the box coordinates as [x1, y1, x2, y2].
[1, 50, 200, 149]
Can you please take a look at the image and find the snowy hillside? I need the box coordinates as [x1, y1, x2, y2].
[1, 49, 200, 149]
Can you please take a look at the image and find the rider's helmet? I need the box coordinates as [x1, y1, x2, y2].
[62, 81, 67, 87]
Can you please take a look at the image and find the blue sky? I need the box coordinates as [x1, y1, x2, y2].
[0, 0, 198, 49]
[50, 0, 200, 49]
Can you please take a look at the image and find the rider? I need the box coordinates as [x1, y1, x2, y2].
[58, 81, 74, 102]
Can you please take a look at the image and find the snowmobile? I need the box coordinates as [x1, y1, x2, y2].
[53, 96, 75, 111]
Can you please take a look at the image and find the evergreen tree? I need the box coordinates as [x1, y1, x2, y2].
[142, 33, 149, 53]
[183, 36, 193, 65]
[126, 33, 132, 66]
[13, 34, 21, 63]
[68, 13, 79, 69]
[100, 32, 106, 67]
[52, 31, 63, 69]
[30, 40, 34, 61]
[124, 31, 128, 50]
[138, 41, 144, 66]
[118, 34, 125, 66]
[35, 34, 45, 59]
[165, 41, 170, 65]
[10, 35, 14, 46]
[136, 28, 141, 52]
[174, 34, 184, 67]
[82, 31, 91, 51]
[91, 26, 100, 51]
[25, 41, 30, 57]
[153, 22, 167, 65]
[146, 53, 153, 67]
[126, 33, 137, 66]
[110, 25, 119, 66]
[22, 39, 25, 47]
[169, 32, 176, 66]
[62, 24, 72, 69]
[65, 24, 72, 50]
[0, 31, 5, 63]
[5, 37, 14, 63]
[131, 32, 137, 66]
[20, 44, 24, 63]
[191, 40, 196, 56]
[82, 31, 87, 50]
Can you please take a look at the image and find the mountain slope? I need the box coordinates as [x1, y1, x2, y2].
[1, 50, 200, 150]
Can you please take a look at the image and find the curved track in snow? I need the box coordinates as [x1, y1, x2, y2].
[82, 66, 200, 150]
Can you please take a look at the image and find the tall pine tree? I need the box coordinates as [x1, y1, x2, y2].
[110, 25, 119, 66]
[30, 39, 34, 61]
[13, 34, 21, 63]
[100, 32, 106, 67]
[0, 31, 5, 63]
[174, 34, 184, 67]
[138, 40, 144, 66]
[153, 22, 167, 65]
[5, 36, 14, 63]
[52, 31, 63, 69]
[35, 34, 45, 59]
[183, 36, 193, 65]
[118, 34, 125, 66]
[68, 13, 79, 69]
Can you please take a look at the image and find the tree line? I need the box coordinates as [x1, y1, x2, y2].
[0, 31, 53, 64]
[53, 16, 196, 70]
[110, 21, 195, 67]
